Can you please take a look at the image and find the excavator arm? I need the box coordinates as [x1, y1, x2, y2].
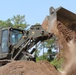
[11, 25, 53, 60]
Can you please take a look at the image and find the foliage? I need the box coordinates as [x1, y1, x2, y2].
[34, 48, 40, 58]
[0, 15, 28, 29]
[36, 36, 62, 69]
[36, 51, 56, 62]
[35, 23, 41, 25]
[11, 15, 28, 29]
[5, 19, 13, 27]
[37, 36, 58, 60]
[51, 58, 64, 69]
[36, 53, 48, 61]
[0, 19, 13, 28]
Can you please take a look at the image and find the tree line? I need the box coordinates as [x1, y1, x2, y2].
[0, 15, 28, 29]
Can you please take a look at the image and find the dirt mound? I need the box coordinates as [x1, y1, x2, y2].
[0, 61, 59, 75]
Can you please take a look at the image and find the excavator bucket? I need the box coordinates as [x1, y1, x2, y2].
[42, 6, 76, 33]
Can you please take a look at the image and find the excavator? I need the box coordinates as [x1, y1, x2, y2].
[0, 6, 76, 66]
[0, 25, 52, 65]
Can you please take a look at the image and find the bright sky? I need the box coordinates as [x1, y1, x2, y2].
[0, 0, 76, 25]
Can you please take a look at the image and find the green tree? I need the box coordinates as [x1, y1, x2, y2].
[0, 20, 8, 28]
[35, 23, 40, 25]
[36, 37, 57, 61]
[51, 58, 64, 69]
[11, 15, 28, 29]
[44, 38, 57, 61]
[5, 19, 13, 27]
[0, 15, 28, 29]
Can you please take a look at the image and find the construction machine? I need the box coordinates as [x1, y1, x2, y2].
[0, 25, 52, 65]
[0, 6, 76, 66]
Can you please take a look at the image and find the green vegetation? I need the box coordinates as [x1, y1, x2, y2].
[36, 52, 64, 69]
[51, 58, 64, 69]
[0, 15, 28, 29]
[35, 37, 64, 69]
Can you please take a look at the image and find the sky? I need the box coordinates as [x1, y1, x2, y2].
[0, 0, 76, 25]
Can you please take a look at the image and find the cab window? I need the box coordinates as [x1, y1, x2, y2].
[10, 29, 23, 45]
[2, 30, 8, 52]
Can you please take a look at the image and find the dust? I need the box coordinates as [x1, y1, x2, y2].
[62, 40, 76, 75]
[54, 21, 76, 75]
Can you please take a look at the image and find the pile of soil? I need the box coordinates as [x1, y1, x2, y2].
[0, 61, 59, 75]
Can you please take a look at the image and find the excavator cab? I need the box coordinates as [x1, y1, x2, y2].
[0, 25, 51, 61]
[0, 27, 24, 59]
[0, 25, 52, 66]
[10, 28, 23, 45]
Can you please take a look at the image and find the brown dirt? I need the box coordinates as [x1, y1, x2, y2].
[57, 21, 75, 62]
[0, 61, 60, 75]
[42, 17, 76, 64]
[42, 17, 76, 75]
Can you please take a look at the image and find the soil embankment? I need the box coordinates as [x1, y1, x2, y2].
[0, 61, 59, 75]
